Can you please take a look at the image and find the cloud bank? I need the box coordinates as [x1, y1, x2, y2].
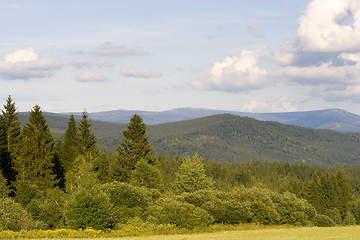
[193, 0, 360, 106]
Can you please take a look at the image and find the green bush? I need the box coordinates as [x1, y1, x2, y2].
[64, 188, 114, 230]
[14, 181, 42, 206]
[271, 192, 316, 225]
[148, 197, 213, 228]
[130, 159, 163, 190]
[349, 199, 360, 224]
[324, 208, 342, 225]
[101, 181, 150, 208]
[37, 188, 66, 229]
[342, 212, 356, 226]
[101, 181, 160, 223]
[0, 197, 33, 231]
[203, 198, 252, 224]
[178, 190, 252, 224]
[231, 187, 280, 224]
[313, 214, 336, 227]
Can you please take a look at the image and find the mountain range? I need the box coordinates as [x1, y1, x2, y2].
[67, 108, 360, 132]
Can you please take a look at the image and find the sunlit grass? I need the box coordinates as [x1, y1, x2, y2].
[2, 225, 360, 240]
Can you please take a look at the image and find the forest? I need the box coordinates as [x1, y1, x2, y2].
[2, 95, 360, 231]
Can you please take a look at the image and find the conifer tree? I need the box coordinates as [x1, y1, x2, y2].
[77, 111, 97, 156]
[0, 95, 21, 184]
[60, 114, 79, 172]
[13, 105, 57, 190]
[113, 113, 153, 182]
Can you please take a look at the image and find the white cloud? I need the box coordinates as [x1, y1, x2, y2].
[193, 50, 269, 92]
[120, 67, 163, 78]
[296, 0, 360, 52]
[76, 72, 109, 82]
[0, 47, 62, 80]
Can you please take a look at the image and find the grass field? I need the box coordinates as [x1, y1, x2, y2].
[13, 226, 360, 240]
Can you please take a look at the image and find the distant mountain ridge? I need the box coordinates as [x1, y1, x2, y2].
[66, 108, 360, 132]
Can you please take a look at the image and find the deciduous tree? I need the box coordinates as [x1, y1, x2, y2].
[173, 154, 214, 194]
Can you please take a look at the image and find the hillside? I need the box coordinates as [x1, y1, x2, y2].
[66, 108, 360, 132]
[147, 114, 360, 167]
[18, 112, 360, 167]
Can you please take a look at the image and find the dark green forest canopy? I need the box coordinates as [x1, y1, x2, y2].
[19, 112, 360, 167]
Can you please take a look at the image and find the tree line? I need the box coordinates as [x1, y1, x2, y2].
[1, 95, 360, 230]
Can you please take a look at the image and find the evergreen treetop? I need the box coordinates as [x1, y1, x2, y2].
[77, 111, 98, 157]
[60, 114, 79, 172]
[14, 105, 57, 190]
[0, 95, 21, 183]
[113, 113, 153, 182]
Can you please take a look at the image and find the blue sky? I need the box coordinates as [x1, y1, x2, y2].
[2, 0, 360, 114]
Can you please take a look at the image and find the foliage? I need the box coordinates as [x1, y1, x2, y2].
[113, 114, 154, 182]
[0, 197, 33, 231]
[0, 95, 21, 184]
[349, 199, 360, 225]
[13, 105, 57, 190]
[59, 114, 79, 172]
[0, 171, 9, 198]
[101, 181, 159, 223]
[148, 197, 214, 228]
[130, 158, 162, 190]
[172, 154, 214, 194]
[343, 212, 357, 226]
[271, 191, 316, 225]
[64, 155, 114, 230]
[77, 111, 98, 157]
[313, 214, 336, 227]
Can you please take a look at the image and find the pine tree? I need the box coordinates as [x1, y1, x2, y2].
[13, 105, 57, 190]
[60, 114, 79, 172]
[77, 111, 97, 157]
[113, 113, 153, 182]
[0, 95, 21, 184]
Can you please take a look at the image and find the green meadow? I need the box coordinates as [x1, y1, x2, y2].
[3, 226, 360, 240]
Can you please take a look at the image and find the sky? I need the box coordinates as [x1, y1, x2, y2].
[1, 0, 360, 114]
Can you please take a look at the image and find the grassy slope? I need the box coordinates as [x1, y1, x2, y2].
[19, 113, 360, 167]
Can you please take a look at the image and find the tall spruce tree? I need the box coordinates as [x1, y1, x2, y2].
[13, 105, 57, 190]
[60, 114, 79, 172]
[0, 95, 21, 184]
[77, 111, 98, 156]
[113, 113, 153, 182]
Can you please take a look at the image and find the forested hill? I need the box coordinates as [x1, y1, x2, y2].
[148, 114, 360, 167]
[19, 112, 360, 167]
